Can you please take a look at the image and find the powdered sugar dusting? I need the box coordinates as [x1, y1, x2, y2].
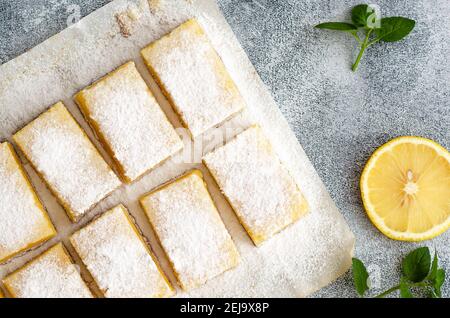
[141, 171, 239, 291]
[141, 19, 245, 137]
[75, 62, 183, 182]
[70, 205, 174, 298]
[3, 243, 92, 298]
[0, 143, 55, 263]
[203, 126, 309, 245]
[13, 103, 121, 220]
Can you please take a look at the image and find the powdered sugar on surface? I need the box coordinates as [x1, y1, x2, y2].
[141, 171, 239, 291]
[141, 18, 245, 138]
[3, 243, 92, 298]
[13, 103, 121, 220]
[70, 205, 174, 298]
[0, 143, 55, 263]
[203, 126, 308, 245]
[76, 62, 183, 182]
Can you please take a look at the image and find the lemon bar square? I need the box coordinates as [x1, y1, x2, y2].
[141, 19, 246, 138]
[13, 102, 121, 222]
[2, 243, 93, 298]
[140, 170, 239, 291]
[70, 204, 174, 298]
[203, 126, 309, 246]
[0, 142, 56, 264]
[74, 62, 183, 183]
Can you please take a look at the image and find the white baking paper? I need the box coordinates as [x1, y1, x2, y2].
[0, 0, 354, 297]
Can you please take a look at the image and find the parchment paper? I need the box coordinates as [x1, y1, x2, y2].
[0, 0, 354, 297]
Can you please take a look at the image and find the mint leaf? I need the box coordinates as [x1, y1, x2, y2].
[352, 258, 370, 296]
[402, 247, 431, 283]
[315, 22, 357, 32]
[433, 269, 445, 298]
[351, 4, 379, 29]
[428, 253, 438, 280]
[427, 253, 445, 298]
[399, 279, 413, 298]
[351, 4, 370, 27]
[375, 17, 415, 42]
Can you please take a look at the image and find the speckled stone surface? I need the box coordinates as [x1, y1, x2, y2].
[0, 0, 449, 298]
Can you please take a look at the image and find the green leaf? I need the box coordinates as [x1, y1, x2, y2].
[428, 253, 438, 280]
[399, 280, 413, 298]
[351, 4, 369, 27]
[433, 269, 445, 298]
[315, 22, 358, 32]
[375, 17, 416, 42]
[402, 247, 431, 283]
[351, 4, 379, 29]
[352, 258, 370, 296]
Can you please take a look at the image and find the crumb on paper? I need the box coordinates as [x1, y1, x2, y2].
[127, 7, 140, 21]
[148, 0, 193, 14]
[149, 0, 161, 14]
[128, 0, 146, 20]
[115, 12, 133, 38]
[114, 2, 145, 38]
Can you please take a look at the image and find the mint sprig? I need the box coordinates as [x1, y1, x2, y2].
[352, 247, 446, 298]
[352, 258, 370, 296]
[315, 4, 415, 71]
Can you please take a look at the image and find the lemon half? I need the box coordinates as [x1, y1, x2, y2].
[360, 136, 450, 241]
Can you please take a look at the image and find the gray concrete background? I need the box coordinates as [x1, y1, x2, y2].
[1, 0, 449, 297]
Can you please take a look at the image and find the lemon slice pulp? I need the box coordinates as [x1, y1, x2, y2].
[360, 136, 450, 241]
